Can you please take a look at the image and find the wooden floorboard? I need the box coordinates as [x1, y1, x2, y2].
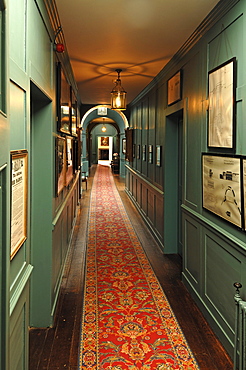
[29, 166, 233, 369]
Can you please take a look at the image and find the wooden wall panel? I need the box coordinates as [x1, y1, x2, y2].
[183, 216, 200, 286]
[204, 233, 242, 332]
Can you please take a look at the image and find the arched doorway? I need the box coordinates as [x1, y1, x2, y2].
[81, 106, 129, 177]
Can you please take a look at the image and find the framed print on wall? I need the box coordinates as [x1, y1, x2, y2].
[142, 145, 146, 161]
[71, 88, 78, 137]
[10, 150, 28, 259]
[66, 137, 74, 186]
[137, 144, 140, 159]
[156, 145, 161, 166]
[122, 138, 126, 154]
[148, 145, 153, 163]
[167, 70, 182, 106]
[56, 136, 66, 196]
[202, 153, 242, 228]
[208, 58, 236, 148]
[57, 63, 71, 135]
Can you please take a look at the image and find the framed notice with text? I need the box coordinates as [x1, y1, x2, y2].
[208, 58, 236, 148]
[202, 154, 242, 228]
[156, 145, 161, 167]
[122, 138, 126, 154]
[243, 158, 246, 230]
[66, 137, 74, 186]
[142, 145, 146, 161]
[167, 70, 182, 106]
[10, 150, 28, 259]
[57, 63, 72, 135]
[56, 136, 66, 195]
[148, 145, 153, 163]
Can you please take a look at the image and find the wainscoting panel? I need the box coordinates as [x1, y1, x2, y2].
[204, 232, 242, 336]
[183, 214, 200, 289]
[10, 283, 29, 370]
[125, 166, 164, 247]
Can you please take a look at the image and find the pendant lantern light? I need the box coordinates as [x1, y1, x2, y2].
[111, 69, 127, 110]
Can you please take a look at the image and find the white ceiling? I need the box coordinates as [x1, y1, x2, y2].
[56, 0, 220, 106]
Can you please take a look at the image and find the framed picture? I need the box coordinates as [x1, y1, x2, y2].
[97, 107, 107, 116]
[208, 58, 236, 148]
[66, 137, 74, 186]
[202, 153, 242, 228]
[56, 136, 66, 196]
[73, 139, 79, 173]
[122, 138, 126, 154]
[71, 88, 77, 137]
[57, 63, 71, 135]
[10, 150, 28, 259]
[142, 145, 146, 161]
[148, 145, 153, 163]
[156, 145, 161, 166]
[137, 144, 140, 159]
[243, 158, 246, 230]
[101, 137, 109, 146]
[125, 128, 133, 162]
[167, 70, 182, 106]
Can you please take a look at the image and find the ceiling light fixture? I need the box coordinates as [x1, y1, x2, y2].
[111, 69, 127, 110]
[102, 117, 107, 132]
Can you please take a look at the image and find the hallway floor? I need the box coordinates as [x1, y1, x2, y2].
[29, 166, 233, 369]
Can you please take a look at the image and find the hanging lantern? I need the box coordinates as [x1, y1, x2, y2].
[111, 69, 127, 110]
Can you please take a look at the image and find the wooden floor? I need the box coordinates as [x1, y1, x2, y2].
[29, 166, 233, 369]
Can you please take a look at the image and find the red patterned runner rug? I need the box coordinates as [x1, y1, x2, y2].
[78, 165, 199, 370]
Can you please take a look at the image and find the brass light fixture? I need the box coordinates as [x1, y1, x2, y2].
[111, 69, 127, 110]
[102, 117, 107, 132]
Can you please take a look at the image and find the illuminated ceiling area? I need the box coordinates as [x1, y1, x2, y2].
[56, 0, 220, 107]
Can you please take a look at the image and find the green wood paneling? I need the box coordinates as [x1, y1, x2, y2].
[126, 0, 246, 358]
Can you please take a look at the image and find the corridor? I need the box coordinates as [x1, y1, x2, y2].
[29, 166, 233, 370]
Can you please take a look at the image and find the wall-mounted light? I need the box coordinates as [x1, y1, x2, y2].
[111, 69, 127, 110]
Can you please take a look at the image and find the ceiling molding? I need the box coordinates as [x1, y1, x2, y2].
[129, 0, 240, 107]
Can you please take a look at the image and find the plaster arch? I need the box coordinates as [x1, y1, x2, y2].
[81, 105, 129, 133]
[81, 105, 129, 177]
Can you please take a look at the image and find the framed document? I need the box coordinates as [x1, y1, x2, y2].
[142, 145, 146, 161]
[137, 145, 140, 160]
[56, 136, 66, 195]
[202, 154, 242, 228]
[57, 63, 71, 135]
[156, 145, 162, 167]
[122, 138, 126, 154]
[208, 58, 236, 148]
[10, 150, 28, 259]
[148, 145, 153, 163]
[66, 137, 74, 186]
[71, 88, 78, 137]
[167, 70, 182, 106]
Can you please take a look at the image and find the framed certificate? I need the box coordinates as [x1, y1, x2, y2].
[208, 58, 236, 148]
[10, 150, 28, 259]
[202, 153, 242, 228]
[167, 70, 182, 106]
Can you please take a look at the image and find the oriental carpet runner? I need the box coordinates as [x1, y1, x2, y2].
[78, 165, 199, 370]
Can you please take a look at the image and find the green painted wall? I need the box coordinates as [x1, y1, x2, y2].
[0, 0, 81, 368]
[126, 0, 246, 358]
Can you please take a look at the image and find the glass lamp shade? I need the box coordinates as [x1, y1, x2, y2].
[111, 80, 127, 110]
